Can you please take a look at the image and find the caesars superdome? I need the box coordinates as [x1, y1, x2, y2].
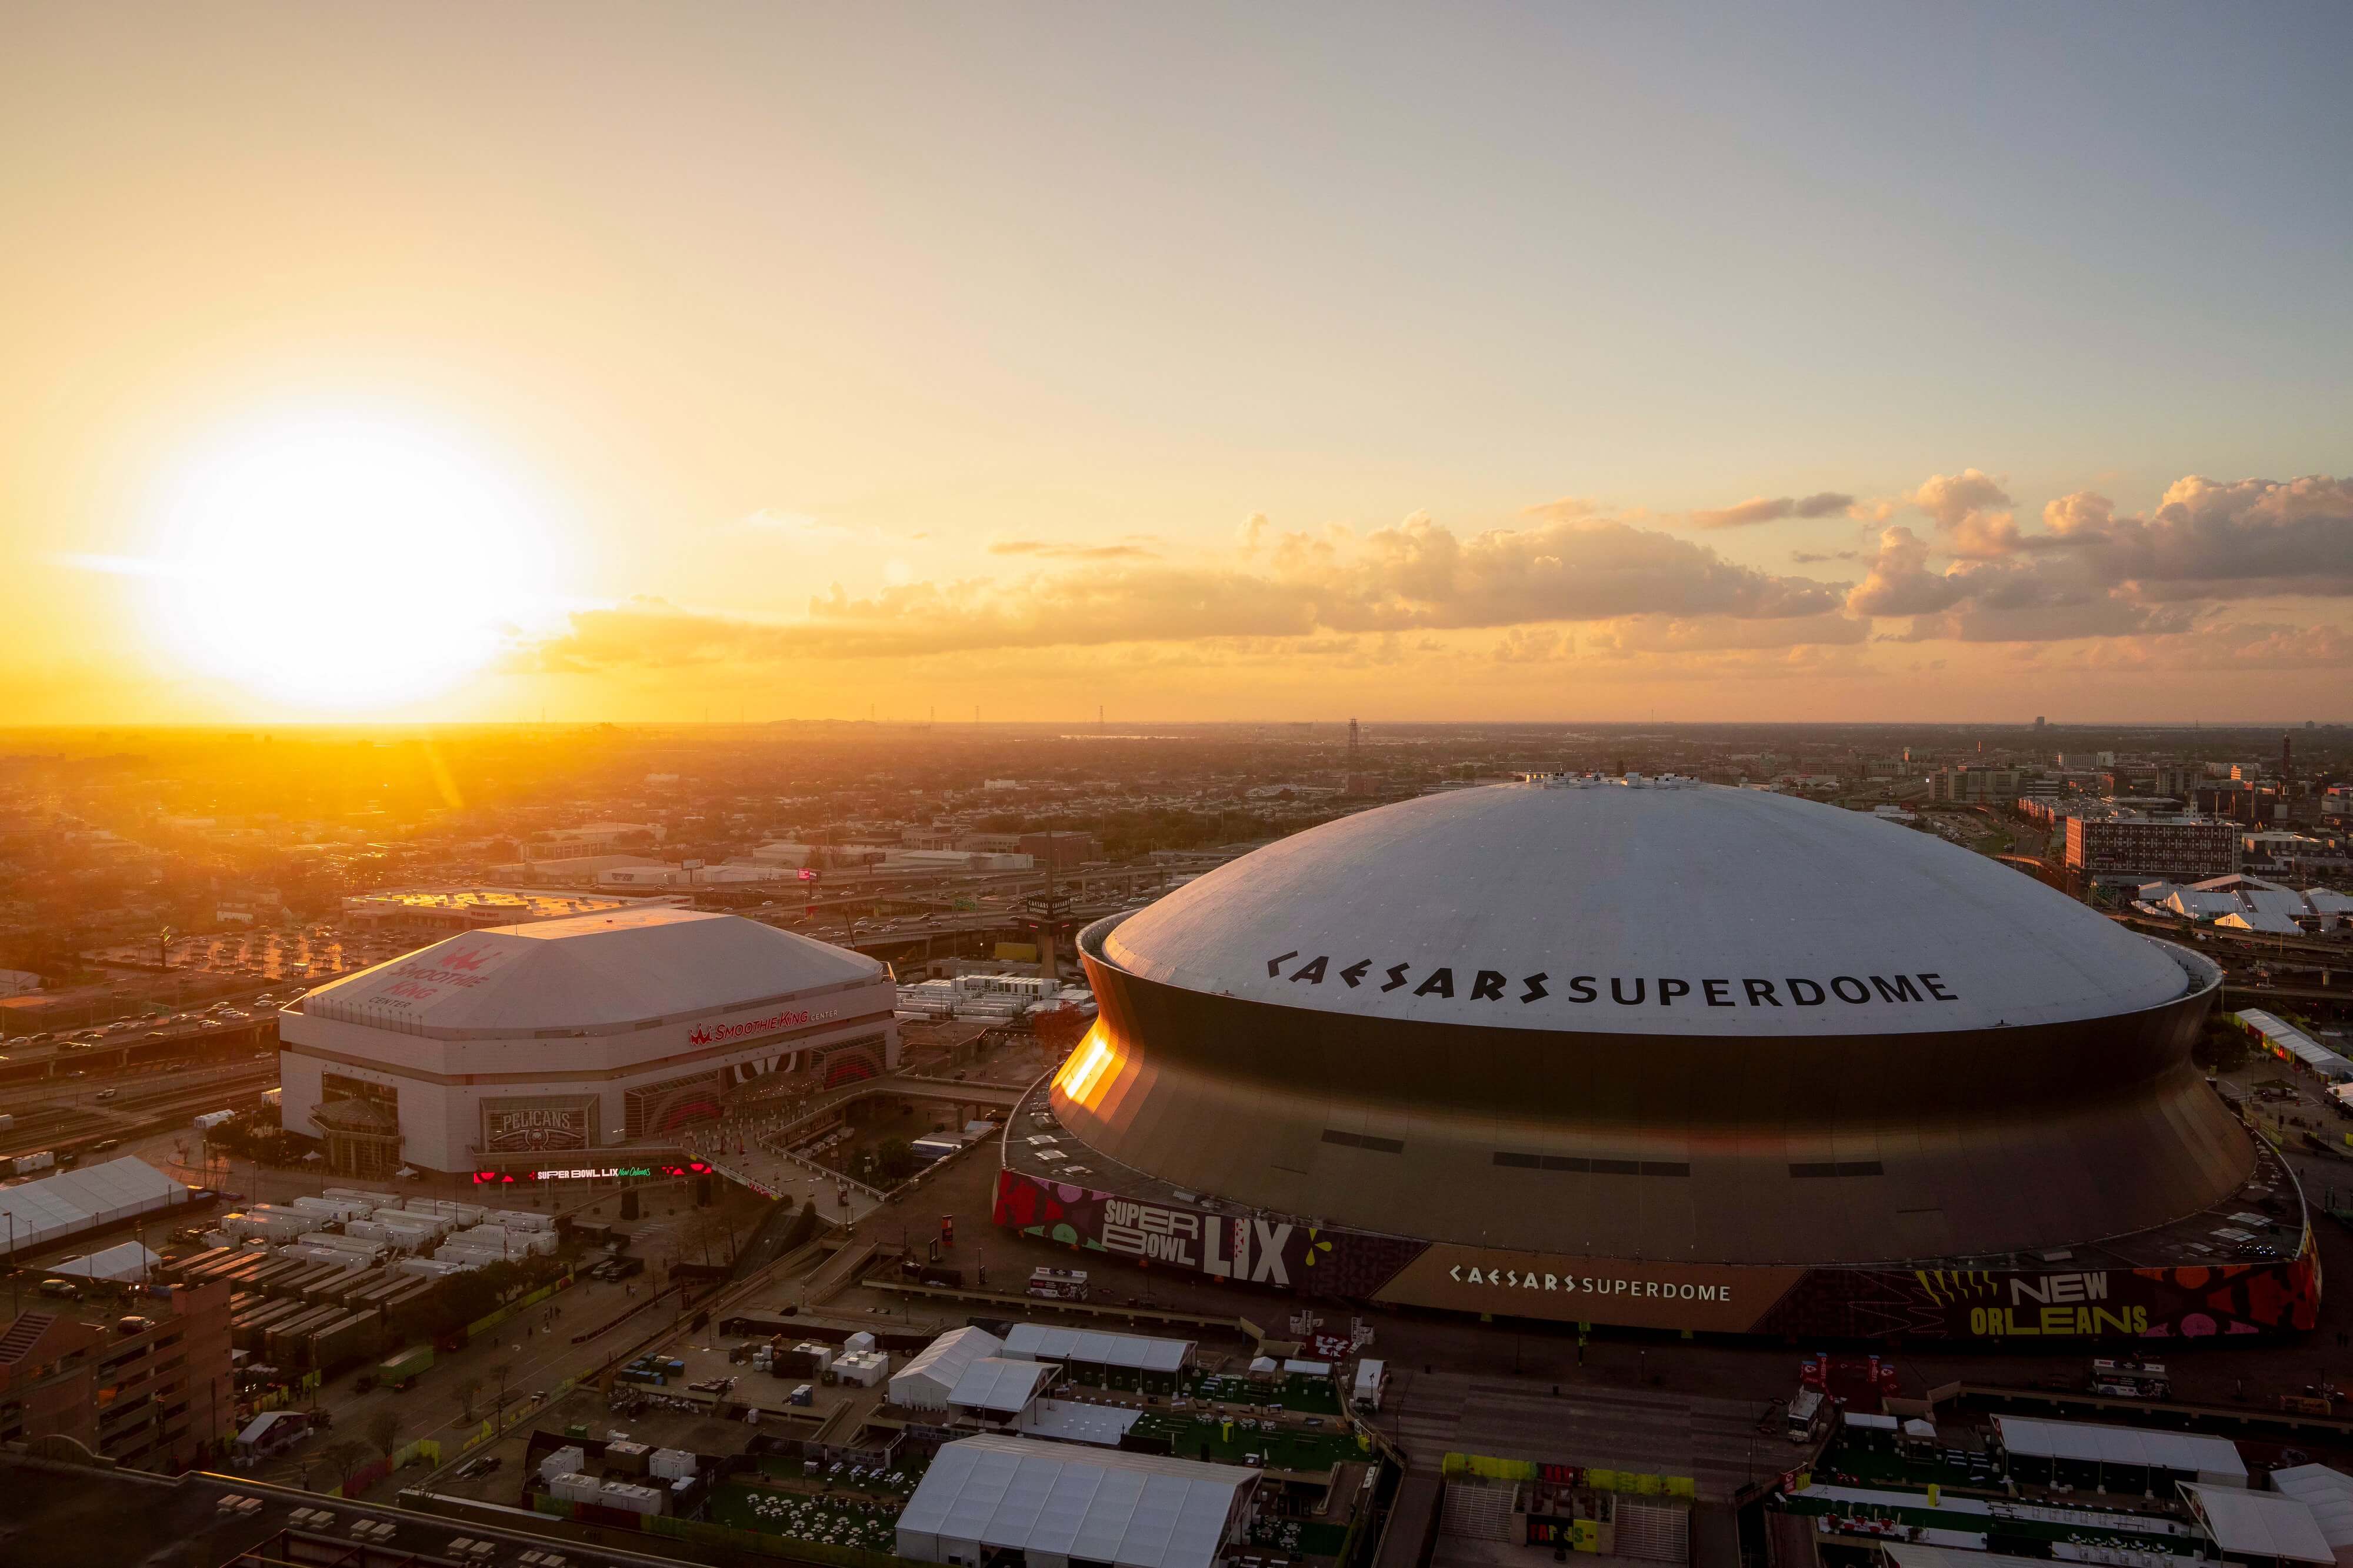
[995, 777, 2319, 1344]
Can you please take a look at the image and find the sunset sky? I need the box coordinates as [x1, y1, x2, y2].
[5, 4, 2350, 725]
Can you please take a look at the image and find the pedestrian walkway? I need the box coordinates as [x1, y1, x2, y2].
[1384, 1370, 1775, 1502]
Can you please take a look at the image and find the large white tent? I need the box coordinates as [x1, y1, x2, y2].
[45, 1240, 165, 1283]
[897, 1434, 1256, 1568]
[2181, 1482, 2334, 1564]
[0, 1157, 189, 1252]
[890, 1326, 1005, 1412]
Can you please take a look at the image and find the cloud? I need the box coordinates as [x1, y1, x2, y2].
[1903, 468, 2019, 559]
[1688, 491, 1855, 528]
[1911, 469, 2012, 530]
[988, 539, 1159, 560]
[522, 511, 1844, 669]
[1491, 628, 1566, 663]
[515, 473, 2353, 675]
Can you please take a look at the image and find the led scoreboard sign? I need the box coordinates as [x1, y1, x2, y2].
[471, 1160, 712, 1186]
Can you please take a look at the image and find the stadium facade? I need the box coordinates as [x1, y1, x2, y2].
[280, 907, 898, 1174]
[998, 777, 2316, 1342]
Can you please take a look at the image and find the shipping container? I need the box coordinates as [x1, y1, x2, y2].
[378, 1343, 434, 1388]
[308, 1309, 382, 1375]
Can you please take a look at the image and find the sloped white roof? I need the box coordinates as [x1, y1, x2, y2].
[947, 1356, 1055, 1414]
[2238, 1011, 2353, 1078]
[2221, 912, 2305, 935]
[0, 1157, 187, 1247]
[2168, 889, 2242, 919]
[1103, 780, 2194, 1037]
[2182, 1482, 2334, 1563]
[899, 1433, 1251, 1568]
[894, 1325, 1005, 1394]
[299, 907, 883, 1035]
[1002, 1323, 1195, 1372]
[2270, 1466, 2353, 1550]
[48, 1241, 163, 1282]
[1995, 1416, 2245, 1482]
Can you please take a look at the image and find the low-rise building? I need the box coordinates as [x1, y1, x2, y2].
[0, 1279, 235, 1471]
[339, 886, 686, 939]
[2065, 815, 2237, 888]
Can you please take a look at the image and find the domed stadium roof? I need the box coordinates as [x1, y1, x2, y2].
[1103, 778, 2191, 1037]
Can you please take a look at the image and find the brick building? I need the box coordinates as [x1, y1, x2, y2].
[0, 1278, 235, 1470]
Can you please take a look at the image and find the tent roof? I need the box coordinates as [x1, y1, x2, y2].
[899, 1434, 1252, 1568]
[1001, 1323, 1194, 1372]
[894, 1325, 1005, 1392]
[2269, 1467, 2353, 1550]
[46, 1241, 162, 1281]
[947, 1357, 1055, 1414]
[1994, 1416, 2246, 1480]
[2181, 1482, 2334, 1563]
[0, 1157, 186, 1247]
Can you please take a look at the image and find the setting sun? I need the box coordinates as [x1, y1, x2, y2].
[140, 412, 559, 712]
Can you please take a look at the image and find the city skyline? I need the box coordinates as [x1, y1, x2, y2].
[6, 4, 2351, 725]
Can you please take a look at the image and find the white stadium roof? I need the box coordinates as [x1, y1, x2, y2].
[1994, 1416, 2246, 1484]
[898, 1434, 1252, 1568]
[1104, 779, 2197, 1037]
[298, 907, 884, 1035]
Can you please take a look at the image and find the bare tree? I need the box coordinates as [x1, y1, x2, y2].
[490, 1361, 515, 1420]
[454, 1374, 485, 1422]
[365, 1407, 401, 1462]
[322, 1439, 372, 1494]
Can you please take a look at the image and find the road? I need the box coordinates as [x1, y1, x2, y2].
[244, 1270, 668, 1489]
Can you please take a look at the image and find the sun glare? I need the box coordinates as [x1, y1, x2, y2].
[144, 411, 557, 710]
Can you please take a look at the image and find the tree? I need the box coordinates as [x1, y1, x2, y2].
[489, 1362, 516, 1420]
[2194, 1020, 2251, 1073]
[322, 1439, 372, 1494]
[365, 1408, 401, 1462]
[873, 1137, 918, 1184]
[455, 1375, 485, 1422]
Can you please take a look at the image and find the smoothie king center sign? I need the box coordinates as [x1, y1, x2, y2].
[689, 1005, 821, 1047]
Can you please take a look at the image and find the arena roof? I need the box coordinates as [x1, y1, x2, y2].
[1102, 778, 2195, 1036]
[297, 908, 884, 1035]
